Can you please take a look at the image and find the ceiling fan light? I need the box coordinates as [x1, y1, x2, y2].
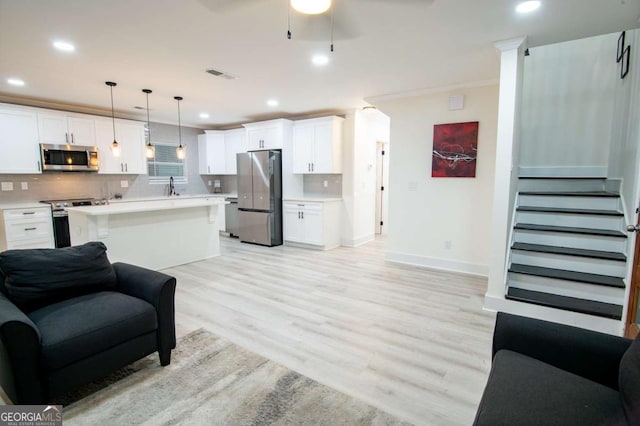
[291, 0, 331, 15]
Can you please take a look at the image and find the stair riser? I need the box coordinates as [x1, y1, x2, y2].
[518, 179, 606, 192]
[516, 211, 623, 230]
[513, 230, 626, 253]
[511, 251, 626, 277]
[518, 195, 620, 211]
[508, 274, 625, 305]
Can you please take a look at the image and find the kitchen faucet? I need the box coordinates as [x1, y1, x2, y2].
[168, 176, 177, 196]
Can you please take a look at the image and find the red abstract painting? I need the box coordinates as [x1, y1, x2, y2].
[431, 121, 479, 178]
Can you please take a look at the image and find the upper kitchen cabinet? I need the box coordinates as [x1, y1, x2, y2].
[0, 106, 42, 173]
[198, 131, 226, 175]
[37, 111, 96, 146]
[95, 118, 147, 174]
[243, 119, 292, 150]
[199, 128, 247, 175]
[292, 116, 343, 174]
[224, 128, 246, 174]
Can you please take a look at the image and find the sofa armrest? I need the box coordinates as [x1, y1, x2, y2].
[112, 263, 176, 355]
[492, 312, 631, 390]
[0, 293, 44, 404]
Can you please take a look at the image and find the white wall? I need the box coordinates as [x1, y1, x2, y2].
[519, 33, 619, 176]
[377, 84, 499, 276]
[341, 108, 391, 247]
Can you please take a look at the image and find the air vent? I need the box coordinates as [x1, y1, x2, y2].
[205, 68, 237, 80]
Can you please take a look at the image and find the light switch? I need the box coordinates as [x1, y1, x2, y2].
[21, 182, 28, 190]
[1, 182, 14, 191]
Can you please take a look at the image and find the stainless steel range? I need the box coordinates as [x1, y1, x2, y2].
[40, 198, 108, 247]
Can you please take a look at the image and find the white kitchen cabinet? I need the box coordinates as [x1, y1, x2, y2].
[224, 128, 246, 174]
[0, 206, 54, 251]
[243, 119, 292, 151]
[95, 118, 147, 174]
[198, 131, 226, 175]
[37, 112, 96, 146]
[283, 200, 341, 250]
[293, 116, 343, 174]
[0, 107, 42, 173]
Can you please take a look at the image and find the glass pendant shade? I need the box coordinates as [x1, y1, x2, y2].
[291, 0, 331, 14]
[145, 144, 155, 159]
[174, 96, 186, 160]
[111, 140, 121, 157]
[105, 81, 121, 157]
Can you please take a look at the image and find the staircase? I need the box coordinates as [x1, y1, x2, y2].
[506, 177, 628, 320]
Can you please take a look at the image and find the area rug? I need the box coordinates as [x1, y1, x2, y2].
[62, 329, 410, 425]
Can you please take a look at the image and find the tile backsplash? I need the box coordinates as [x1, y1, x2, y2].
[303, 174, 342, 198]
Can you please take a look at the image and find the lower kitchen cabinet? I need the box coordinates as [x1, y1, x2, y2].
[283, 200, 341, 250]
[0, 206, 54, 251]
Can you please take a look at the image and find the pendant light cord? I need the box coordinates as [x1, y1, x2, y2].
[175, 97, 183, 147]
[145, 91, 151, 142]
[110, 86, 116, 139]
[287, 0, 292, 39]
[330, 3, 334, 52]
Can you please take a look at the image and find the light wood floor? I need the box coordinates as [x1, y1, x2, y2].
[166, 237, 496, 426]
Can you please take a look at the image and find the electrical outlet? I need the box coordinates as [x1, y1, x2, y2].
[120, 180, 129, 188]
[1, 182, 14, 191]
[444, 240, 452, 250]
[21, 182, 28, 190]
[208, 180, 212, 186]
[323, 180, 328, 188]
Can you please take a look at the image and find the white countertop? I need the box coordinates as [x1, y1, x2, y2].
[108, 193, 236, 203]
[66, 197, 227, 216]
[0, 202, 50, 210]
[283, 198, 343, 203]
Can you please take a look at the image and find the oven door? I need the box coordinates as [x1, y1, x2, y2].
[52, 211, 71, 248]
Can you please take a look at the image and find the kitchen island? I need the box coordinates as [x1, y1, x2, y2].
[67, 197, 227, 270]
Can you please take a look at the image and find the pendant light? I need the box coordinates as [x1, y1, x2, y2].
[142, 89, 155, 159]
[174, 96, 186, 160]
[105, 81, 121, 157]
[291, 0, 331, 14]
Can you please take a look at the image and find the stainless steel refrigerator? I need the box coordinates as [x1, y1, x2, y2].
[237, 150, 283, 246]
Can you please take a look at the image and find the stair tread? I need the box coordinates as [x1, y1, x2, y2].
[519, 191, 619, 197]
[506, 287, 622, 320]
[511, 242, 626, 261]
[518, 176, 606, 180]
[509, 263, 625, 288]
[514, 223, 626, 238]
[516, 206, 623, 216]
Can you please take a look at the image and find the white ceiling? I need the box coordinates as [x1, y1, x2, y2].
[1, 0, 639, 129]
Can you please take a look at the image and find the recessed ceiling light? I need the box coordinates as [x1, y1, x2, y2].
[516, 1, 541, 13]
[312, 54, 329, 66]
[291, 0, 331, 15]
[52, 40, 75, 52]
[7, 78, 25, 86]
[267, 99, 279, 107]
[199, 113, 210, 119]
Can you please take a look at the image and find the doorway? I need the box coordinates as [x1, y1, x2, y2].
[375, 141, 389, 235]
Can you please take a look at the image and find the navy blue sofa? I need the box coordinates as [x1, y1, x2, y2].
[0, 242, 176, 404]
[474, 312, 639, 426]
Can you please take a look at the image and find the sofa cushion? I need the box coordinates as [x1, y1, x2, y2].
[474, 350, 627, 426]
[28, 291, 157, 371]
[0, 242, 117, 312]
[619, 333, 640, 424]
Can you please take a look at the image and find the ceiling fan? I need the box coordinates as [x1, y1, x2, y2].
[197, 0, 434, 49]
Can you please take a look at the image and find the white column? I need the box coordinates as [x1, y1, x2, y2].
[485, 37, 527, 308]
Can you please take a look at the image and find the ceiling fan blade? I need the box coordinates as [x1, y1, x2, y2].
[196, 0, 266, 13]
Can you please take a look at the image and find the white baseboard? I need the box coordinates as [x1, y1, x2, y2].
[341, 234, 374, 248]
[385, 251, 488, 277]
[483, 294, 624, 335]
[518, 166, 607, 178]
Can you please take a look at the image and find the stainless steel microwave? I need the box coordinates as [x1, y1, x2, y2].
[40, 144, 99, 172]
